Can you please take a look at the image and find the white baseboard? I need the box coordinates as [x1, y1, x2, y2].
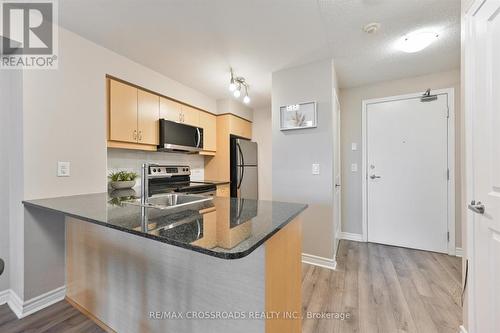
[459, 325, 468, 333]
[455, 247, 464, 257]
[4, 286, 66, 318]
[338, 232, 364, 242]
[0, 289, 9, 305]
[302, 253, 337, 270]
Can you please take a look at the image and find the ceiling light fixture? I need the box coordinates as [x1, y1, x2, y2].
[396, 30, 439, 53]
[243, 86, 250, 104]
[228, 68, 250, 104]
[233, 86, 241, 98]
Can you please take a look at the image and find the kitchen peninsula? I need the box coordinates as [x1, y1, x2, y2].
[23, 193, 307, 333]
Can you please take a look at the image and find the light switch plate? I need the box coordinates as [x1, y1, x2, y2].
[351, 143, 357, 151]
[351, 163, 358, 172]
[57, 161, 70, 177]
[312, 163, 320, 175]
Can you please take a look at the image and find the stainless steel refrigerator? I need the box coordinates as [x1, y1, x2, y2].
[230, 137, 258, 199]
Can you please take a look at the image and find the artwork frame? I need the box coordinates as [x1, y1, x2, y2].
[279, 101, 317, 131]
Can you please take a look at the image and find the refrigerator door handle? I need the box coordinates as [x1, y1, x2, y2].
[237, 143, 245, 189]
[237, 142, 245, 166]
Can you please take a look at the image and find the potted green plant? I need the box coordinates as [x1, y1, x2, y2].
[108, 170, 139, 190]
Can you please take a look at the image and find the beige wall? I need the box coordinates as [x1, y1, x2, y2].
[252, 107, 272, 200]
[339, 69, 462, 247]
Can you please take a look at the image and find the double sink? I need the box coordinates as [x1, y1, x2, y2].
[125, 193, 212, 210]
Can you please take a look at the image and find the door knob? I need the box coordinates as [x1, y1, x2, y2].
[468, 200, 485, 214]
[370, 174, 381, 179]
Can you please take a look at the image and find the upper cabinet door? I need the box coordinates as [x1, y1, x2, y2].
[182, 105, 199, 127]
[138, 89, 160, 145]
[109, 80, 138, 143]
[160, 97, 182, 123]
[230, 116, 252, 139]
[199, 111, 216, 151]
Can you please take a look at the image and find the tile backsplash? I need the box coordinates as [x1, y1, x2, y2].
[107, 149, 205, 188]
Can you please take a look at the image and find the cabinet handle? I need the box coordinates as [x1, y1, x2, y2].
[133, 130, 137, 141]
[138, 130, 142, 141]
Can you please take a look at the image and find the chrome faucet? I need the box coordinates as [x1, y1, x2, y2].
[141, 163, 150, 232]
[141, 163, 150, 206]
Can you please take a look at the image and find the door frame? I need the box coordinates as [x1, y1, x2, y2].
[333, 90, 342, 259]
[361, 88, 456, 255]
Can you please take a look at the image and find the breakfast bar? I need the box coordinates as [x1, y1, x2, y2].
[23, 193, 307, 333]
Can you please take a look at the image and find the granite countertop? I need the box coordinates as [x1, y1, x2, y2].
[23, 191, 307, 259]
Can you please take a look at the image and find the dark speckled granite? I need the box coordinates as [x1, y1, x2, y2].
[23, 192, 307, 259]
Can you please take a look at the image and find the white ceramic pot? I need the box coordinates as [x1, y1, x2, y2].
[110, 180, 136, 190]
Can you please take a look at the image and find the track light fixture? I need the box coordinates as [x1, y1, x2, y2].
[228, 68, 250, 104]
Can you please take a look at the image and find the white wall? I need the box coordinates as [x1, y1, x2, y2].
[1, 70, 24, 298]
[339, 69, 462, 246]
[17, 26, 219, 301]
[272, 59, 339, 260]
[216, 99, 253, 122]
[107, 149, 205, 185]
[0, 71, 14, 291]
[252, 107, 272, 200]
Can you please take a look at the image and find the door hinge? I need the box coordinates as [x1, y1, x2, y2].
[447, 168, 450, 181]
[447, 231, 450, 242]
[446, 105, 450, 118]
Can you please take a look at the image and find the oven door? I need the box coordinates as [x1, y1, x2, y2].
[158, 119, 204, 152]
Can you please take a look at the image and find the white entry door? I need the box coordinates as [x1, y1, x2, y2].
[365, 93, 451, 253]
[465, 1, 500, 332]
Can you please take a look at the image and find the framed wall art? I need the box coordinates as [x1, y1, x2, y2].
[279, 101, 317, 131]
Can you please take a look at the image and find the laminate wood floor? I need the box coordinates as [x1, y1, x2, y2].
[0, 299, 105, 333]
[302, 240, 463, 333]
[0, 240, 462, 333]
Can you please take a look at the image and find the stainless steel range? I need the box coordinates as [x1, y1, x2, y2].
[143, 164, 217, 197]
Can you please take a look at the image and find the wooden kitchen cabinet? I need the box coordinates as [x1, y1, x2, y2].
[230, 115, 252, 139]
[216, 184, 230, 197]
[204, 114, 252, 181]
[182, 105, 199, 127]
[160, 97, 182, 123]
[108, 76, 215, 152]
[160, 98, 199, 126]
[109, 79, 138, 143]
[138, 89, 160, 145]
[199, 111, 217, 152]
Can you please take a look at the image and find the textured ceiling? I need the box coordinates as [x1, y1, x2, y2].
[59, 0, 460, 108]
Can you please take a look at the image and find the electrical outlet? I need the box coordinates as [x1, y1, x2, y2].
[57, 161, 70, 177]
[351, 163, 358, 172]
[351, 142, 357, 151]
[312, 163, 320, 175]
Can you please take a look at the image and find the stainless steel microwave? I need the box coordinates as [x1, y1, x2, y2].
[158, 119, 204, 153]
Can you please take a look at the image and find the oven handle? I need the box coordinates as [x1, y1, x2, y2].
[183, 188, 216, 195]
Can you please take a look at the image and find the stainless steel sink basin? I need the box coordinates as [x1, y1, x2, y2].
[124, 193, 212, 210]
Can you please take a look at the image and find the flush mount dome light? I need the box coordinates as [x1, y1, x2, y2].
[396, 31, 439, 53]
